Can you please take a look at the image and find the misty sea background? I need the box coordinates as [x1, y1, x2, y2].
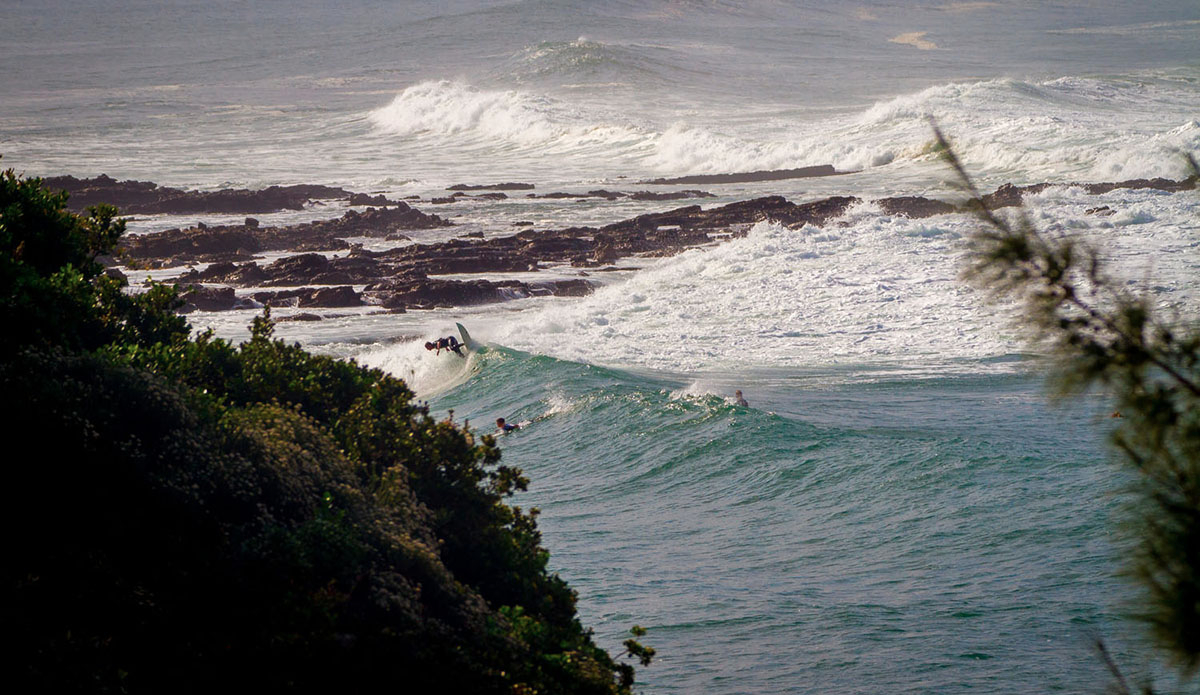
[4, 1, 1200, 692]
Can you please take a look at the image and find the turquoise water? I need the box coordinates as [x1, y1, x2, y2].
[434, 347, 1139, 694]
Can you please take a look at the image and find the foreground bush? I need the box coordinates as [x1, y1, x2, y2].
[1, 168, 645, 693]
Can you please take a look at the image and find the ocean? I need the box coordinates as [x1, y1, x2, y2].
[4, 1, 1200, 692]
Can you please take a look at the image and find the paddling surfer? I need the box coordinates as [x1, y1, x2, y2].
[496, 417, 519, 433]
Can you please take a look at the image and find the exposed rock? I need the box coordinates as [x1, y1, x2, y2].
[598, 196, 860, 237]
[447, 182, 535, 191]
[178, 285, 257, 313]
[161, 195, 859, 309]
[549, 279, 593, 297]
[975, 176, 1196, 210]
[43, 174, 352, 214]
[362, 276, 593, 311]
[641, 165, 848, 185]
[1083, 176, 1197, 194]
[251, 285, 363, 308]
[876, 196, 958, 218]
[978, 183, 1053, 209]
[226, 263, 269, 285]
[628, 189, 716, 201]
[120, 204, 449, 266]
[259, 254, 382, 287]
[124, 226, 266, 267]
[103, 265, 128, 283]
[525, 192, 593, 200]
[524, 189, 714, 201]
[348, 193, 404, 206]
[112, 175, 1197, 315]
[304, 285, 362, 308]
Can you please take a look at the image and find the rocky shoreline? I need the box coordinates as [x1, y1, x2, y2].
[46, 173, 1195, 317]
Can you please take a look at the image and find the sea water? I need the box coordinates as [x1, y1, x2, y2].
[4, 2, 1200, 692]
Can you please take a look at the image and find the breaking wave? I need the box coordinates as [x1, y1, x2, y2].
[367, 71, 1200, 182]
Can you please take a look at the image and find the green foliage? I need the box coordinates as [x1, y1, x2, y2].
[1, 170, 646, 693]
[940, 127, 1200, 683]
[0, 168, 187, 354]
[624, 625, 656, 667]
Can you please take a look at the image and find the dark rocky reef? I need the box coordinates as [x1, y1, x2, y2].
[43, 174, 355, 214]
[364, 276, 593, 310]
[447, 182, 535, 191]
[156, 195, 865, 313]
[977, 177, 1197, 210]
[875, 196, 958, 218]
[121, 205, 449, 267]
[128, 173, 1197, 314]
[347, 192, 407, 207]
[641, 165, 849, 185]
[875, 175, 1197, 219]
[526, 189, 715, 201]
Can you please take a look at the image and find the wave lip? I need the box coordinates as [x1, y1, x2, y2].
[369, 80, 568, 144]
[850, 74, 1200, 181]
[367, 79, 651, 152]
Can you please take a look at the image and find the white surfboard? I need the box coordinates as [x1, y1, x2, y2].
[456, 322, 478, 352]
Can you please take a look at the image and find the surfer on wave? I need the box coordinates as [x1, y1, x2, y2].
[425, 336, 465, 357]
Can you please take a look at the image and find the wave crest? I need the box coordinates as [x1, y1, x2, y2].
[366, 73, 1200, 181]
[504, 37, 653, 84]
[369, 80, 577, 144]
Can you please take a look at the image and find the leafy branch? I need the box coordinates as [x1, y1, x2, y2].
[937, 123, 1200, 682]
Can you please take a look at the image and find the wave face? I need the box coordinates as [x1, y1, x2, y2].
[368, 79, 648, 148]
[356, 339, 1145, 694]
[495, 37, 685, 87]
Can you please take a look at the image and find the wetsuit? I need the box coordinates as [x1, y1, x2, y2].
[436, 336, 464, 356]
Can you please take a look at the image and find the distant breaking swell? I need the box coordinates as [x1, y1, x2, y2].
[366, 72, 1200, 178]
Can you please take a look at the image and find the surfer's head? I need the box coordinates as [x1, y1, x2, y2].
[424, 341, 435, 350]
